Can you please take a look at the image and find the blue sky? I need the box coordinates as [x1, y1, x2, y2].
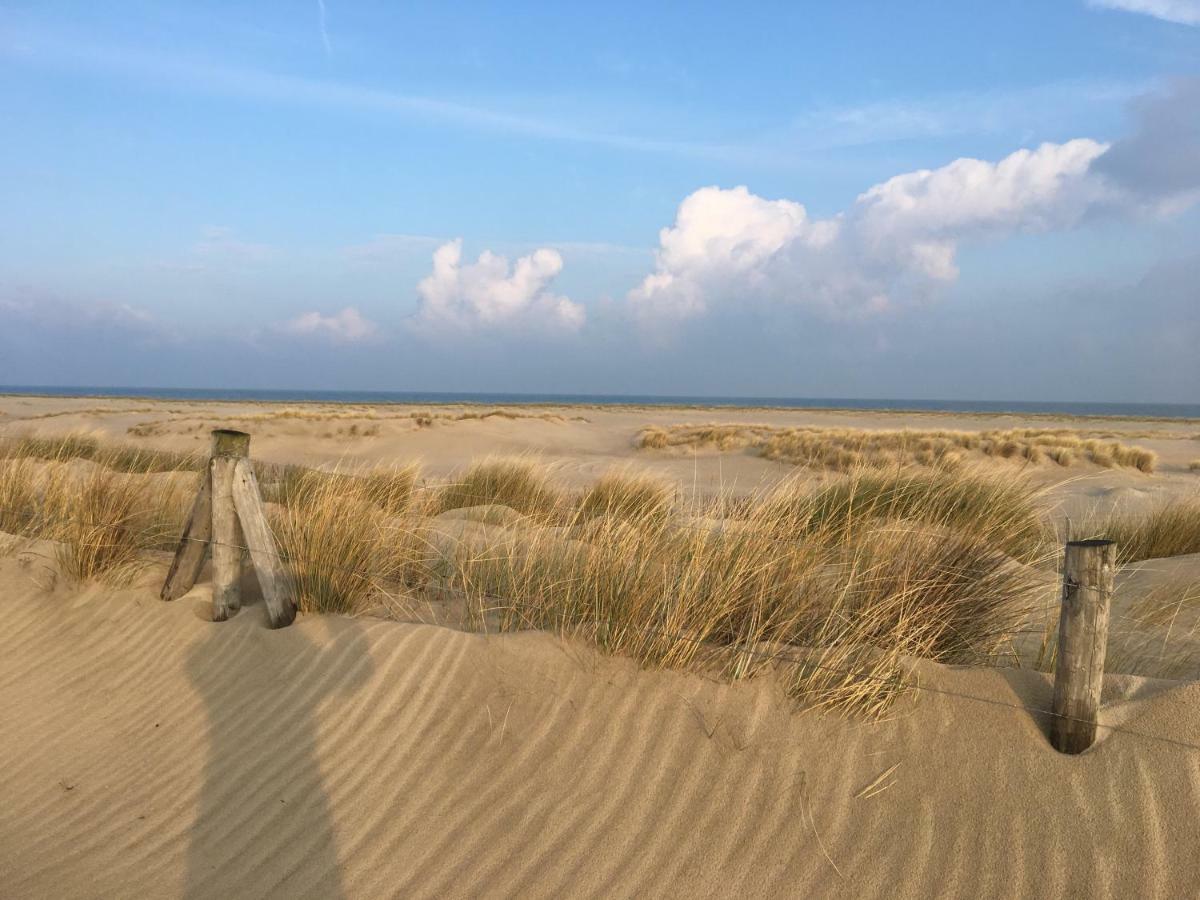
[1, 1, 1198, 400]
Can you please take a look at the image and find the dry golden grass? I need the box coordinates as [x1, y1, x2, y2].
[267, 468, 430, 615]
[124, 406, 588, 438]
[579, 469, 674, 527]
[1190, 459, 1200, 472]
[362, 464, 421, 517]
[9, 435, 1200, 715]
[764, 467, 1049, 561]
[435, 457, 564, 518]
[1033, 576, 1200, 682]
[1, 433, 200, 473]
[444, 466, 1051, 714]
[1087, 496, 1200, 564]
[0, 447, 194, 583]
[0, 456, 40, 535]
[638, 424, 1159, 473]
[47, 467, 191, 583]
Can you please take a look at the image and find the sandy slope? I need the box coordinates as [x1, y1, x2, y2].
[1, 550, 1199, 899]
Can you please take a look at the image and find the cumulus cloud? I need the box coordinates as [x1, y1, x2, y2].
[413, 239, 585, 333]
[628, 122, 1200, 325]
[1087, 0, 1200, 25]
[630, 140, 1115, 322]
[282, 307, 378, 342]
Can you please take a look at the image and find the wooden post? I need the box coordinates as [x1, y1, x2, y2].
[210, 430, 251, 622]
[1050, 539, 1116, 754]
[160, 470, 213, 601]
[231, 457, 297, 629]
[161, 428, 297, 628]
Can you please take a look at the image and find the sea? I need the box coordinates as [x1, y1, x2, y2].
[2, 385, 1197, 419]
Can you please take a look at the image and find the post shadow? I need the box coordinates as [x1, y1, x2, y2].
[182, 592, 374, 899]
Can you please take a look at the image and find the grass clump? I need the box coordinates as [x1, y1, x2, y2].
[0, 433, 200, 473]
[0, 457, 42, 535]
[269, 468, 429, 615]
[762, 467, 1048, 561]
[44, 466, 192, 583]
[363, 464, 420, 516]
[579, 469, 673, 526]
[436, 457, 562, 518]
[1090, 496, 1200, 563]
[445, 464, 1051, 715]
[638, 424, 1159, 473]
[34, 433, 1200, 716]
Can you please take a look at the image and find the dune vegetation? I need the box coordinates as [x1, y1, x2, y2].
[124, 406, 588, 438]
[1084, 496, 1200, 564]
[0, 433, 201, 473]
[2, 434, 1198, 712]
[0, 443, 195, 582]
[638, 424, 1159, 472]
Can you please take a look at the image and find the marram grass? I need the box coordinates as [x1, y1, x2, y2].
[6, 439, 1197, 716]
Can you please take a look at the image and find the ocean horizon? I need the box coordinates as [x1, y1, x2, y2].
[2, 385, 1197, 420]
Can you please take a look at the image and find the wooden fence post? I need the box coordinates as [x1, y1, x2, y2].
[162, 429, 297, 628]
[1050, 539, 1116, 754]
[231, 457, 297, 629]
[209, 430, 251, 622]
[160, 469, 213, 602]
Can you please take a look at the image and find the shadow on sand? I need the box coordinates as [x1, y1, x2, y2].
[183, 583, 374, 899]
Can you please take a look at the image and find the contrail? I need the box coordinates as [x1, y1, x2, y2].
[317, 0, 332, 56]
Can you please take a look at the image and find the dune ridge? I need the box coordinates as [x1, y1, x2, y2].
[1, 549, 1199, 898]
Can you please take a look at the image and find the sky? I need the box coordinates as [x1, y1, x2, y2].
[1, 1, 1198, 402]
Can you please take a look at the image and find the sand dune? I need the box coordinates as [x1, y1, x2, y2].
[4, 394, 1200, 506]
[1, 547, 1198, 899]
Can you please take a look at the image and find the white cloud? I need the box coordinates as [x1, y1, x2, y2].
[316, 0, 333, 55]
[628, 139, 1137, 323]
[413, 239, 585, 333]
[282, 307, 378, 342]
[1087, 0, 1200, 24]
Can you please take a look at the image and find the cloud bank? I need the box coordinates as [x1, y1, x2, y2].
[413, 239, 585, 334]
[282, 307, 378, 342]
[629, 139, 1114, 322]
[628, 77, 1200, 328]
[1088, 0, 1200, 25]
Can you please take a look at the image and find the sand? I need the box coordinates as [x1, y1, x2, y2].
[3, 395, 1200, 897]
[3, 393, 1200, 515]
[1, 544, 1199, 899]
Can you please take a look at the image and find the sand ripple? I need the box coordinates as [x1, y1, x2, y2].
[1, 557, 1198, 898]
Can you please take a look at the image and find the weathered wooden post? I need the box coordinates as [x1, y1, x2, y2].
[1050, 539, 1116, 754]
[230, 455, 297, 629]
[210, 430, 250, 622]
[160, 466, 213, 602]
[161, 429, 297, 629]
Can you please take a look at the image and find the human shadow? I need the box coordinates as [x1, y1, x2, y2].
[183, 588, 374, 899]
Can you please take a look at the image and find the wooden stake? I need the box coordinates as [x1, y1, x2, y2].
[1051, 539, 1116, 754]
[161, 428, 297, 629]
[210, 430, 250, 622]
[231, 458, 297, 629]
[160, 468, 212, 601]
